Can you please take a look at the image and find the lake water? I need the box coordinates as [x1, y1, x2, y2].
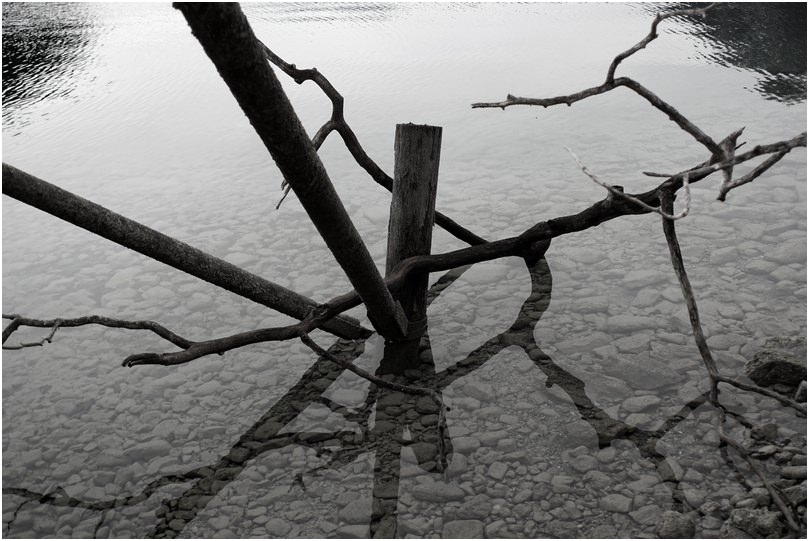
[2, 3, 806, 538]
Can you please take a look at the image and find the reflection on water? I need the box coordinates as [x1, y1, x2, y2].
[2, 2, 806, 539]
[247, 2, 399, 25]
[2, 2, 97, 124]
[643, 2, 807, 103]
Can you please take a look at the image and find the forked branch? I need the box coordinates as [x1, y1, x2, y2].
[260, 42, 488, 246]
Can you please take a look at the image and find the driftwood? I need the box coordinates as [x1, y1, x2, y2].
[3, 3, 806, 536]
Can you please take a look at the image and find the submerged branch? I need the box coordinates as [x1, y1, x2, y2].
[660, 191, 720, 401]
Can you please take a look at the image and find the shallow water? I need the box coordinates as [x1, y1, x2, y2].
[2, 3, 806, 538]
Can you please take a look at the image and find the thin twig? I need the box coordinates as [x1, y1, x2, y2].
[472, 3, 723, 156]
[565, 147, 690, 220]
[2, 321, 61, 350]
[660, 191, 720, 401]
[717, 375, 806, 415]
[261, 41, 488, 246]
[606, 3, 718, 82]
[718, 149, 791, 201]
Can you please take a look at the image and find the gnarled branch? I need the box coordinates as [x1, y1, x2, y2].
[260, 42, 488, 247]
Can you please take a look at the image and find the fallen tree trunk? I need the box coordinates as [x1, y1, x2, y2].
[175, 2, 408, 340]
[1, 163, 369, 340]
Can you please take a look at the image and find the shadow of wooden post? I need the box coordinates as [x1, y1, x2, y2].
[370, 124, 442, 537]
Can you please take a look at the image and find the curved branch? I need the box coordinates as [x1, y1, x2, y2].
[116, 131, 805, 368]
[472, 5, 724, 156]
[261, 42, 488, 246]
[606, 3, 718, 82]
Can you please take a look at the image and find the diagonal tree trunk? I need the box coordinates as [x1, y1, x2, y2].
[175, 2, 408, 340]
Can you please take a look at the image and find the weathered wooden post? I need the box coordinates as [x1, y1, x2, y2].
[369, 124, 443, 538]
[380, 123, 442, 373]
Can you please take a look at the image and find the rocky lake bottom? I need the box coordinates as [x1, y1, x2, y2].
[2, 190, 806, 537]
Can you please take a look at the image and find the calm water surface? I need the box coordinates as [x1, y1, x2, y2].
[2, 3, 806, 538]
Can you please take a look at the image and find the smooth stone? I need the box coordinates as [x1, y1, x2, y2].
[336, 525, 370, 538]
[745, 337, 806, 387]
[338, 498, 370, 524]
[454, 494, 492, 520]
[781, 465, 807, 479]
[571, 455, 598, 473]
[330, 388, 366, 405]
[622, 395, 661, 413]
[630, 504, 662, 525]
[412, 482, 465, 502]
[623, 270, 667, 289]
[607, 314, 655, 333]
[124, 439, 171, 460]
[487, 462, 508, 480]
[655, 510, 695, 538]
[264, 518, 291, 537]
[464, 382, 495, 401]
[452, 436, 481, 454]
[479, 430, 510, 446]
[782, 481, 806, 505]
[599, 493, 632, 513]
[443, 519, 484, 538]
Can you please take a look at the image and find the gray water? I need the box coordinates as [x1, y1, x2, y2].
[2, 3, 806, 538]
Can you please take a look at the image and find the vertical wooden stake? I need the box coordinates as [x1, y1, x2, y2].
[386, 123, 442, 323]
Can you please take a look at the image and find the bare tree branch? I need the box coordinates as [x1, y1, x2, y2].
[176, 3, 409, 340]
[660, 191, 721, 401]
[605, 3, 718, 82]
[1, 163, 370, 341]
[660, 193, 807, 415]
[260, 42, 488, 246]
[565, 146, 691, 220]
[718, 149, 791, 201]
[472, 5, 726, 156]
[2, 314, 194, 349]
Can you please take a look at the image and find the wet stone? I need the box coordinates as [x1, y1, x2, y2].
[622, 395, 661, 413]
[781, 465, 807, 479]
[571, 455, 598, 473]
[488, 462, 508, 480]
[655, 510, 695, 539]
[338, 498, 370, 524]
[125, 439, 171, 460]
[264, 518, 291, 537]
[336, 525, 370, 538]
[412, 481, 465, 502]
[600, 493, 632, 513]
[465, 382, 494, 401]
[630, 504, 662, 525]
[454, 494, 492, 520]
[479, 430, 510, 446]
[452, 436, 481, 454]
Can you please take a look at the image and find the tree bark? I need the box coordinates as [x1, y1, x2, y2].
[386, 123, 442, 321]
[2, 163, 368, 340]
[175, 3, 407, 340]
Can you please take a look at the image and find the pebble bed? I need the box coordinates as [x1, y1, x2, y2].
[3, 188, 806, 537]
[2, 5, 806, 537]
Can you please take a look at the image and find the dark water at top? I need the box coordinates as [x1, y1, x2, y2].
[2, 3, 806, 538]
